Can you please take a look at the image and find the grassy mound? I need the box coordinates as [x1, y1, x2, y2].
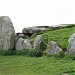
[30, 25, 75, 51]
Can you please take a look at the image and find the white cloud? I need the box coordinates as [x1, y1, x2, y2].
[0, 0, 74, 32]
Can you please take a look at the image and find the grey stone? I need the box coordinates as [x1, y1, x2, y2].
[34, 35, 42, 49]
[18, 34, 25, 38]
[67, 33, 75, 54]
[46, 41, 62, 54]
[16, 38, 32, 50]
[22, 27, 41, 34]
[23, 39, 32, 49]
[0, 16, 15, 50]
[15, 38, 24, 50]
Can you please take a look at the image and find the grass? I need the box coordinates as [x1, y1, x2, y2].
[0, 25, 75, 75]
[0, 56, 75, 75]
[42, 27, 75, 50]
[30, 26, 75, 51]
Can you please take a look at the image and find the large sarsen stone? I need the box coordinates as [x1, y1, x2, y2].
[0, 16, 15, 50]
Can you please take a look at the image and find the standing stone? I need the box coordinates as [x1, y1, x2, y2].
[23, 39, 32, 49]
[0, 16, 15, 50]
[34, 35, 42, 49]
[46, 41, 62, 54]
[67, 33, 75, 54]
[15, 38, 32, 50]
[15, 38, 24, 50]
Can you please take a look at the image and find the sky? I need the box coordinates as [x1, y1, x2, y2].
[0, 0, 74, 32]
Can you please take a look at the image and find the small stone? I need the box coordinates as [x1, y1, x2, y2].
[46, 41, 62, 54]
[34, 35, 42, 49]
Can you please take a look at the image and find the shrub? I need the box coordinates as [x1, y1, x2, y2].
[64, 24, 75, 28]
[0, 49, 29, 56]
[39, 40, 47, 51]
[39, 35, 48, 51]
[70, 55, 75, 60]
[53, 52, 65, 58]
[1, 50, 15, 56]
[43, 52, 53, 57]
[0, 49, 43, 57]
[28, 49, 43, 57]
[65, 54, 75, 60]
[15, 49, 29, 55]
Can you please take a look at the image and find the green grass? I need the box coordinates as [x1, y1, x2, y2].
[30, 26, 75, 51]
[0, 56, 75, 75]
[0, 25, 75, 75]
[42, 27, 75, 50]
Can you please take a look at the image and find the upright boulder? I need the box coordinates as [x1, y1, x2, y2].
[67, 33, 75, 54]
[34, 35, 42, 49]
[15, 38, 24, 50]
[46, 41, 62, 54]
[15, 38, 32, 50]
[23, 39, 32, 49]
[0, 16, 15, 50]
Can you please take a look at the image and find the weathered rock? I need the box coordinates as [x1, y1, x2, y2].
[23, 39, 32, 49]
[22, 27, 41, 34]
[15, 38, 24, 50]
[22, 26, 51, 37]
[34, 35, 42, 49]
[16, 38, 32, 50]
[0, 16, 15, 50]
[18, 34, 25, 38]
[15, 33, 25, 43]
[18, 34, 25, 37]
[67, 33, 75, 54]
[46, 41, 62, 54]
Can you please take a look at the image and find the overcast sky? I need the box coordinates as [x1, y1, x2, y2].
[0, 0, 74, 32]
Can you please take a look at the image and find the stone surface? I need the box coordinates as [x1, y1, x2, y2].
[34, 35, 42, 49]
[67, 33, 75, 54]
[15, 33, 25, 44]
[46, 41, 62, 54]
[0, 16, 15, 50]
[22, 26, 50, 37]
[15, 38, 24, 50]
[18, 34, 25, 38]
[16, 38, 32, 50]
[23, 39, 32, 49]
[22, 27, 41, 34]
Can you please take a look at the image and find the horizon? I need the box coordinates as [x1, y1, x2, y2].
[0, 0, 74, 32]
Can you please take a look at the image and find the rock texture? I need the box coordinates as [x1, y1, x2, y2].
[67, 33, 75, 54]
[0, 16, 15, 50]
[22, 26, 50, 37]
[46, 41, 62, 54]
[18, 34, 25, 38]
[15, 38, 32, 50]
[34, 35, 42, 49]
[15, 38, 24, 50]
[23, 39, 32, 49]
[22, 27, 41, 34]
